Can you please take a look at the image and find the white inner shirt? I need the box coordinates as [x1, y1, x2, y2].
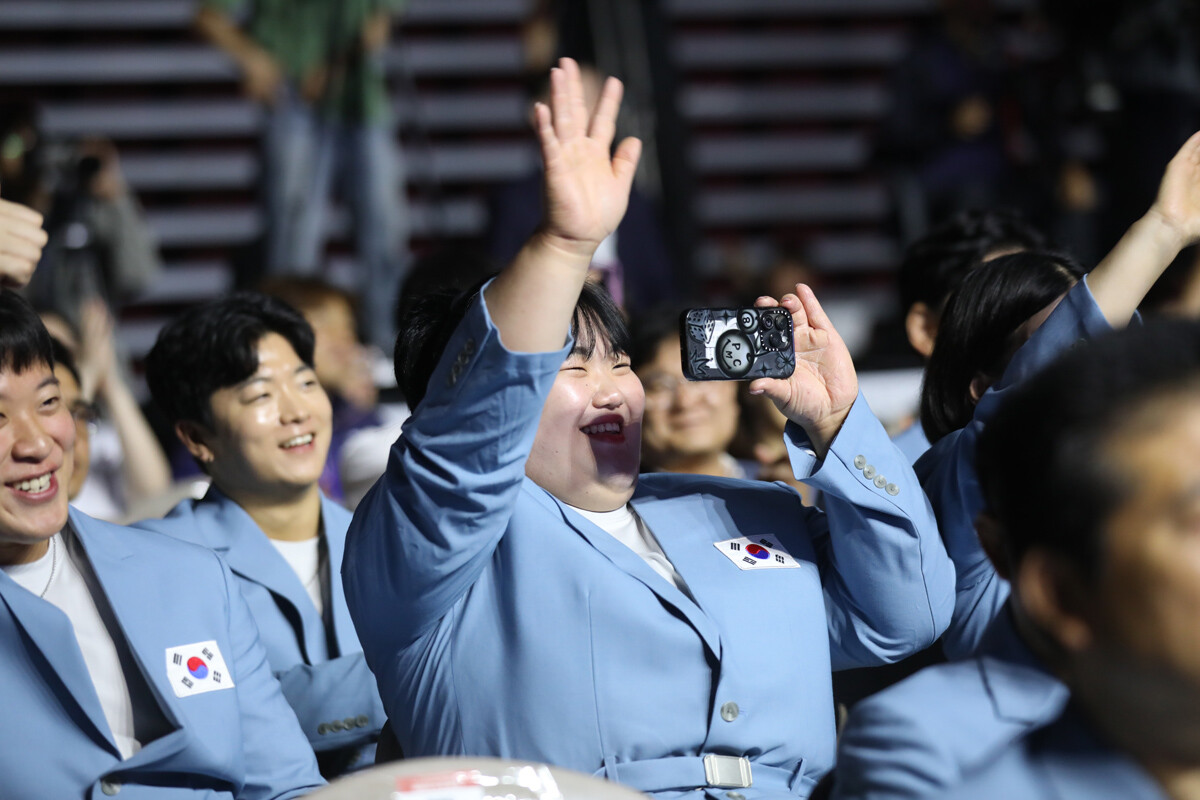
[270, 536, 324, 616]
[567, 503, 692, 596]
[3, 532, 141, 759]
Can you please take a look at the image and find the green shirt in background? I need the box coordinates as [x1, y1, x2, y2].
[204, 0, 406, 123]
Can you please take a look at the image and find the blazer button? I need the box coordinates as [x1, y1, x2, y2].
[331, 720, 345, 732]
[886, 483, 900, 496]
[863, 465, 877, 480]
[356, 715, 370, 727]
[100, 779, 121, 796]
[317, 723, 329, 735]
[720, 702, 739, 722]
[853, 455, 867, 469]
[463, 338, 476, 355]
[874, 475, 887, 489]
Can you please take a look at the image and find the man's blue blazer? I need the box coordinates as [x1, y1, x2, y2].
[0, 508, 323, 799]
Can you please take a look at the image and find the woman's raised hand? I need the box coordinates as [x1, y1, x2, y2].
[535, 58, 642, 261]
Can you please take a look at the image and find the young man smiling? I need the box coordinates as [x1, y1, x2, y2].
[0, 289, 323, 799]
[140, 292, 385, 777]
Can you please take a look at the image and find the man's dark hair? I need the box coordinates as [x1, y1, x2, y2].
[977, 319, 1200, 582]
[395, 280, 630, 410]
[0, 290, 54, 375]
[899, 209, 1048, 314]
[145, 292, 315, 429]
[920, 250, 1083, 443]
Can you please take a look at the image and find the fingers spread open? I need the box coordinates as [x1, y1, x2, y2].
[587, 76, 624, 147]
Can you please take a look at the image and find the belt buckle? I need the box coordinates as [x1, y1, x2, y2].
[703, 755, 752, 789]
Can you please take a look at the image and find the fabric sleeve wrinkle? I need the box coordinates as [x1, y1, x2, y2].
[343, 294, 571, 654]
[786, 393, 956, 669]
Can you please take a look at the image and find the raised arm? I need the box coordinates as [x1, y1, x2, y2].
[1089, 129, 1200, 325]
[344, 59, 641, 654]
[484, 58, 641, 353]
[915, 132, 1200, 658]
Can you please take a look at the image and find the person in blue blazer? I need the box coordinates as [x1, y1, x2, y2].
[0, 289, 323, 799]
[929, 318, 1200, 800]
[912, 129, 1200, 660]
[138, 293, 385, 776]
[342, 58, 955, 799]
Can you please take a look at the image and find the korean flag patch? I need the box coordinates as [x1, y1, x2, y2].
[165, 640, 235, 698]
[714, 534, 800, 571]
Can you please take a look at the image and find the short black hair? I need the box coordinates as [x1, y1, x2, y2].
[145, 292, 315, 429]
[395, 280, 629, 410]
[977, 319, 1200, 582]
[0, 290, 54, 375]
[920, 250, 1084, 443]
[899, 209, 1048, 314]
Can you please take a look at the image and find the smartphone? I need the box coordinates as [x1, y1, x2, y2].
[679, 307, 795, 381]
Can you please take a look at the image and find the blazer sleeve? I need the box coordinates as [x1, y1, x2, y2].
[785, 393, 956, 669]
[272, 652, 385, 751]
[216, 557, 326, 800]
[915, 277, 1117, 659]
[830, 689, 958, 800]
[342, 289, 571, 659]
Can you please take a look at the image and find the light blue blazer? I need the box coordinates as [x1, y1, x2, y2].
[831, 606, 1068, 799]
[343, 293, 955, 800]
[914, 278, 1117, 658]
[932, 705, 1168, 800]
[136, 487, 385, 766]
[0, 508, 323, 799]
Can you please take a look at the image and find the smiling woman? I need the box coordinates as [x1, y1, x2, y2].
[343, 58, 956, 799]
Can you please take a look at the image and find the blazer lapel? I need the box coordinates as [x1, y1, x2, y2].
[0, 554, 116, 754]
[320, 495, 358, 658]
[198, 489, 328, 662]
[979, 608, 1069, 725]
[69, 511, 188, 764]
[528, 482, 723, 661]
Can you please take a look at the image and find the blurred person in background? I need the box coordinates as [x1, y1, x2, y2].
[40, 301, 171, 522]
[878, 0, 1040, 239]
[877, 209, 1047, 462]
[0, 101, 160, 323]
[139, 293, 385, 778]
[194, 0, 408, 351]
[915, 130, 1200, 661]
[630, 310, 749, 480]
